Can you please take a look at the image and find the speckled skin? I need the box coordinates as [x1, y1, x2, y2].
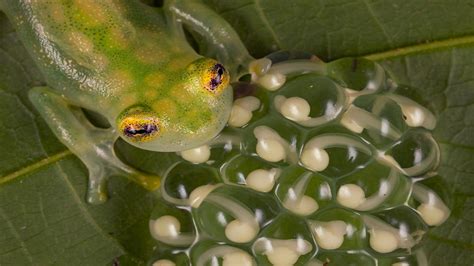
[1, 0, 241, 150]
[0, 0, 252, 203]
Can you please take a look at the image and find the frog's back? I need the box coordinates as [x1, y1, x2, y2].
[1, 0, 196, 110]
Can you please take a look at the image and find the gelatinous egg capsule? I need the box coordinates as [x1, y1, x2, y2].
[300, 134, 372, 172]
[274, 96, 312, 122]
[195, 188, 261, 243]
[149, 215, 195, 247]
[161, 162, 219, 206]
[221, 155, 278, 188]
[253, 126, 297, 163]
[194, 186, 279, 245]
[337, 167, 398, 211]
[203, 194, 260, 243]
[228, 96, 261, 127]
[340, 105, 402, 140]
[308, 208, 366, 252]
[412, 184, 450, 226]
[250, 58, 327, 91]
[379, 130, 440, 176]
[274, 75, 346, 127]
[276, 167, 332, 215]
[326, 58, 386, 102]
[253, 237, 313, 266]
[282, 172, 319, 216]
[387, 94, 436, 130]
[308, 220, 347, 250]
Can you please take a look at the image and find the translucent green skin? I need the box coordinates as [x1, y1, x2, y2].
[1, 0, 233, 151]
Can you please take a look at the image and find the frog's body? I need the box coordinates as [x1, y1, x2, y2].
[0, 0, 252, 203]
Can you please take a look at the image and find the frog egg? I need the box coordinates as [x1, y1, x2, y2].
[256, 138, 286, 162]
[257, 73, 286, 91]
[197, 246, 256, 266]
[180, 145, 211, 164]
[279, 96, 311, 122]
[151, 215, 180, 238]
[228, 96, 261, 127]
[268, 246, 300, 265]
[225, 219, 258, 243]
[188, 184, 218, 208]
[417, 203, 448, 226]
[412, 184, 450, 226]
[284, 195, 319, 216]
[152, 260, 175, 266]
[253, 127, 287, 162]
[368, 228, 399, 253]
[254, 126, 297, 163]
[300, 147, 329, 172]
[310, 220, 347, 250]
[362, 215, 418, 254]
[253, 238, 312, 266]
[222, 251, 254, 266]
[246, 169, 278, 192]
[235, 96, 261, 111]
[229, 105, 252, 127]
[392, 262, 410, 266]
[337, 184, 366, 209]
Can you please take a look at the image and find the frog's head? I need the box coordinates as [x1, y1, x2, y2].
[116, 57, 232, 152]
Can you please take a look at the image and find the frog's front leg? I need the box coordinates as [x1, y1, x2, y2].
[166, 0, 254, 78]
[29, 87, 161, 204]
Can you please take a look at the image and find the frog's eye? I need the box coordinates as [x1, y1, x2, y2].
[204, 63, 230, 94]
[123, 122, 158, 138]
[118, 106, 161, 142]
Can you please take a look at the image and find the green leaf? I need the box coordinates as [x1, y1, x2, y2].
[1, 1, 474, 265]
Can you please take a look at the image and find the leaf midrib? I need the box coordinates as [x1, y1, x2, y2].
[364, 35, 474, 60]
[2, 34, 474, 184]
[0, 150, 71, 185]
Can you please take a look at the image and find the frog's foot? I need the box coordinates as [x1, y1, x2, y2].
[166, 0, 254, 79]
[79, 132, 161, 204]
[29, 87, 160, 204]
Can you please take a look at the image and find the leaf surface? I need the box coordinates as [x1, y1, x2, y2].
[1, 1, 474, 265]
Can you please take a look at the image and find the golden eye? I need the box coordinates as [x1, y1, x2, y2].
[204, 63, 229, 94]
[118, 107, 161, 142]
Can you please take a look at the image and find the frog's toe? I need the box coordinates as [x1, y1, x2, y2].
[84, 164, 109, 204]
[87, 188, 108, 205]
[83, 154, 161, 204]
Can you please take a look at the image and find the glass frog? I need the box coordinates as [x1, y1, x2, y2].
[0, 0, 253, 204]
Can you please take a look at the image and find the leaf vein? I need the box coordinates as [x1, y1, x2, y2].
[0, 150, 71, 185]
[364, 35, 474, 61]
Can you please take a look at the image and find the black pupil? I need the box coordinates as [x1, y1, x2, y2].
[124, 124, 156, 136]
[210, 64, 225, 90]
